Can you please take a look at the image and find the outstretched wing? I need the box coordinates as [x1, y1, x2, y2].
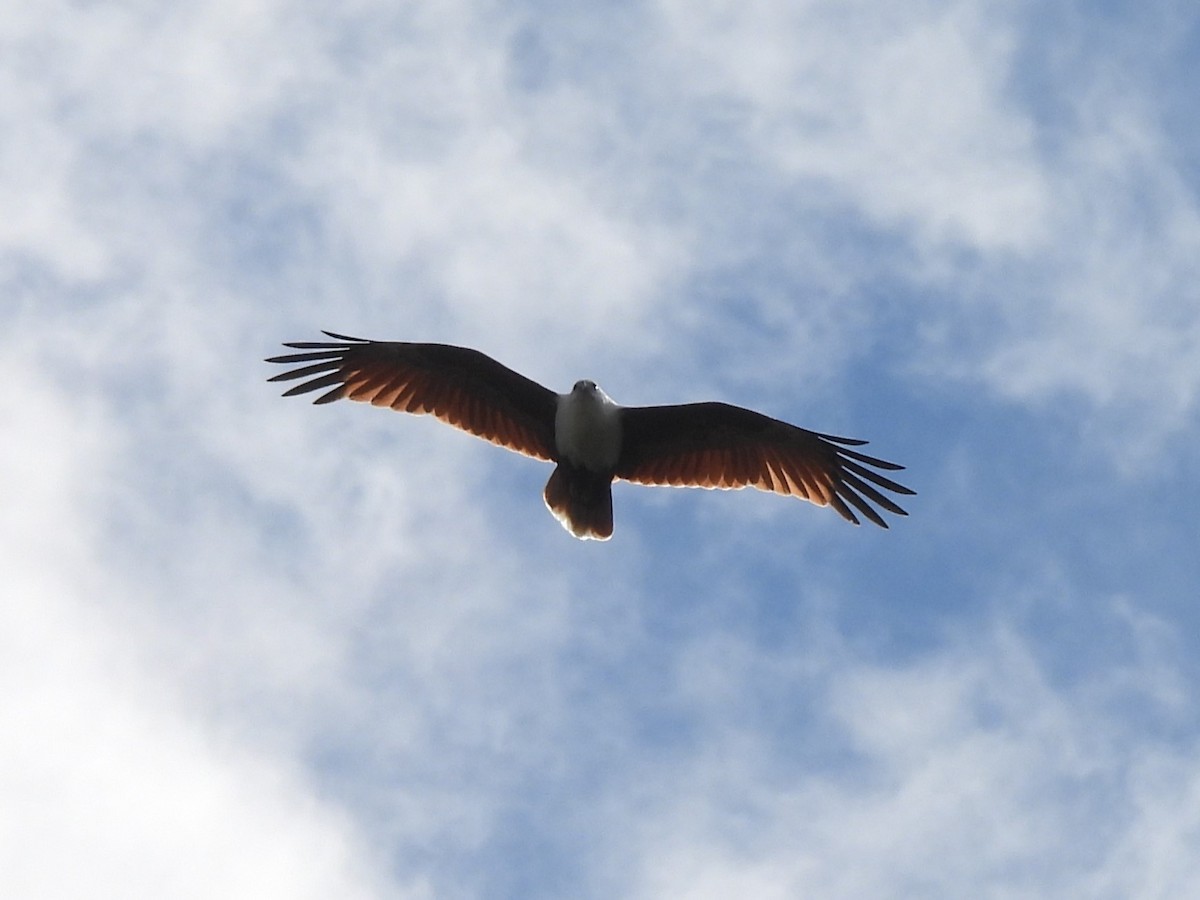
[615, 402, 914, 527]
[266, 332, 559, 461]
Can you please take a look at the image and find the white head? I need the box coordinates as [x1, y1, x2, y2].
[571, 379, 614, 405]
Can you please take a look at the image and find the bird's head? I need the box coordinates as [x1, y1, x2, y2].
[570, 379, 617, 407]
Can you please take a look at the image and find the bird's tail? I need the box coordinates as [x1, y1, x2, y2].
[543, 463, 613, 541]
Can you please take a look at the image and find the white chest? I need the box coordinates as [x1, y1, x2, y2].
[555, 388, 622, 471]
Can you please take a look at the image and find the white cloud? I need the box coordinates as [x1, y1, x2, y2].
[0, 360, 398, 899]
[657, 0, 1049, 252]
[973, 96, 1200, 465]
[1091, 748, 1200, 898]
[621, 611, 1200, 899]
[290, 122, 681, 363]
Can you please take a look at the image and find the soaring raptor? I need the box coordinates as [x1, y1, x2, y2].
[267, 333, 914, 540]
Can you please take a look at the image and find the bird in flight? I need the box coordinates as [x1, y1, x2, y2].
[267, 332, 914, 540]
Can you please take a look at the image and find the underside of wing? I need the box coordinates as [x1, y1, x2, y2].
[266, 332, 559, 461]
[615, 402, 914, 527]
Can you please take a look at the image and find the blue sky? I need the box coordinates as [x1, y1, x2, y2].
[4, 1, 1199, 897]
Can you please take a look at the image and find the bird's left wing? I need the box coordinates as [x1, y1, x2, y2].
[267, 332, 559, 461]
[615, 402, 914, 527]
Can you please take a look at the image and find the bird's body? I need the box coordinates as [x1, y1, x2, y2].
[546, 381, 624, 539]
[555, 381, 623, 472]
[267, 333, 914, 540]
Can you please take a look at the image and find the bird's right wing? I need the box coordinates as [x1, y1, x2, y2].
[266, 332, 559, 461]
[615, 402, 914, 527]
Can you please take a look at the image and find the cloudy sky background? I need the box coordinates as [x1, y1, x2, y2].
[4, 0, 1199, 897]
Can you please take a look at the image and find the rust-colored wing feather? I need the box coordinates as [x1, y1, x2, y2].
[615, 402, 914, 527]
[266, 332, 558, 461]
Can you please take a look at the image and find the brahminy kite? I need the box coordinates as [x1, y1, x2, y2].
[267, 332, 914, 540]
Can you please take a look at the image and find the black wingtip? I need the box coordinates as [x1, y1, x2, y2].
[320, 330, 370, 343]
[818, 432, 870, 447]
